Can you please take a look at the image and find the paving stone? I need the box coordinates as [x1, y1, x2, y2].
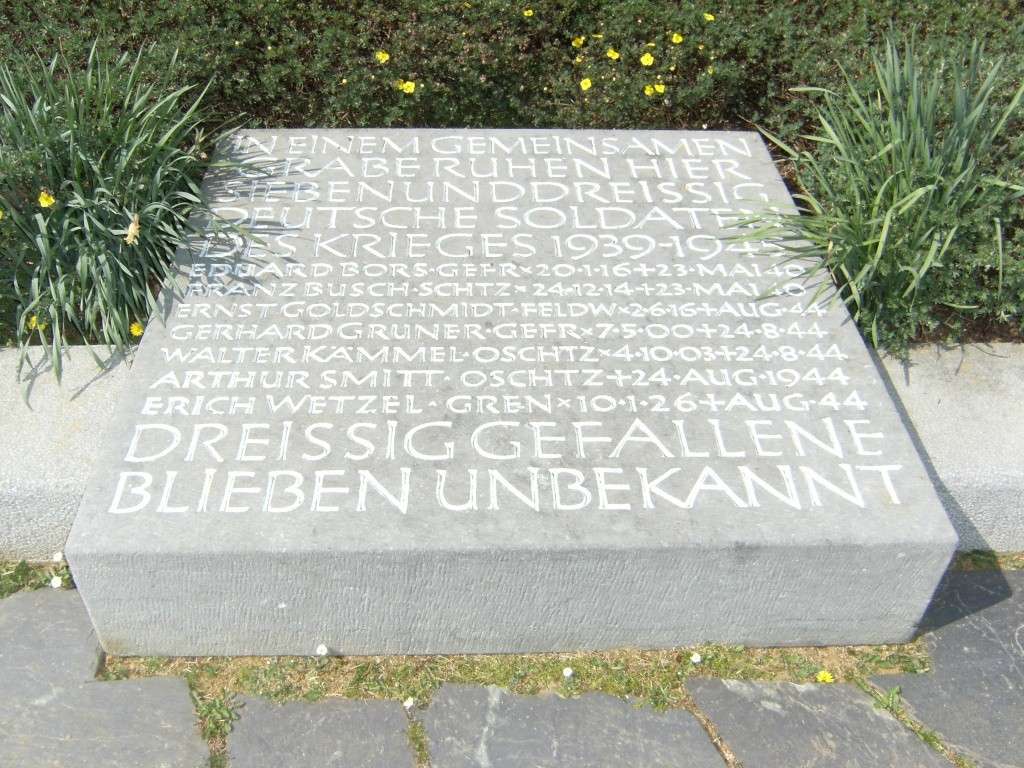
[0, 589, 208, 768]
[0, 588, 101, 692]
[687, 679, 947, 768]
[228, 695, 415, 768]
[423, 683, 724, 767]
[873, 570, 1024, 768]
[0, 677, 209, 768]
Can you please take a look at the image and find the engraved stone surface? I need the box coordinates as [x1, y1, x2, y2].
[423, 683, 724, 768]
[66, 129, 957, 655]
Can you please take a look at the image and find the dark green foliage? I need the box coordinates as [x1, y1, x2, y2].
[0, 560, 71, 598]
[1, 2, 1019, 134]
[0, 44, 228, 376]
[763, 36, 1024, 349]
[0, 1, 1022, 348]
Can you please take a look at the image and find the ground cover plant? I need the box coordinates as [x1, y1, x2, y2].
[0, 559, 70, 598]
[763, 35, 1024, 349]
[0, 44, 225, 378]
[0, 2, 1022, 354]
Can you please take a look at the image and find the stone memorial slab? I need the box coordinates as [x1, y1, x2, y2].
[66, 129, 956, 655]
[423, 683, 724, 767]
[687, 679, 949, 768]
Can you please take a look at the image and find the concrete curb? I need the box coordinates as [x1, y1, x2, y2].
[1, 342, 1021, 560]
[881, 342, 1024, 552]
[0, 347, 130, 561]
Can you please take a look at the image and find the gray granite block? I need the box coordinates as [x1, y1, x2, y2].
[0, 588, 101, 691]
[228, 695, 415, 768]
[0, 677, 209, 768]
[873, 570, 1024, 768]
[423, 683, 724, 767]
[67, 129, 956, 654]
[688, 679, 948, 767]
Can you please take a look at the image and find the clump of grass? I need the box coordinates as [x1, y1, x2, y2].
[762, 33, 1024, 350]
[858, 681, 978, 768]
[406, 720, 431, 768]
[0, 559, 71, 599]
[0, 42, 232, 380]
[102, 639, 930, 714]
[191, 691, 237, 763]
[955, 550, 1024, 571]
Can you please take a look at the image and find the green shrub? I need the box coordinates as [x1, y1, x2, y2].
[0, 44, 225, 378]
[0, 3, 1021, 349]
[1, 2, 1020, 137]
[762, 35, 1024, 349]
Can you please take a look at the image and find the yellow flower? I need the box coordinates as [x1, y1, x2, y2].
[38, 190, 55, 208]
[374, 50, 390, 64]
[522, 8, 533, 17]
[124, 213, 141, 246]
[698, 43, 705, 51]
[654, 83, 666, 94]
[579, 78, 592, 92]
[643, 84, 655, 97]
[396, 79, 416, 94]
[27, 314, 38, 330]
[572, 36, 586, 48]
[704, 12, 716, 22]
[640, 52, 654, 66]
[130, 321, 145, 338]
[606, 48, 620, 60]
[573, 55, 584, 64]
[0, 208, 4, 221]
[816, 670, 835, 684]
[671, 32, 684, 44]
[706, 65, 715, 75]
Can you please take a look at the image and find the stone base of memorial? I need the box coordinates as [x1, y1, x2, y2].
[65, 129, 957, 655]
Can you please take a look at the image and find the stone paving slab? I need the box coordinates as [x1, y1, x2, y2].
[1, 678, 209, 768]
[423, 683, 724, 767]
[0, 588, 101, 691]
[873, 570, 1024, 768]
[228, 694, 415, 768]
[0, 589, 208, 768]
[687, 679, 948, 768]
